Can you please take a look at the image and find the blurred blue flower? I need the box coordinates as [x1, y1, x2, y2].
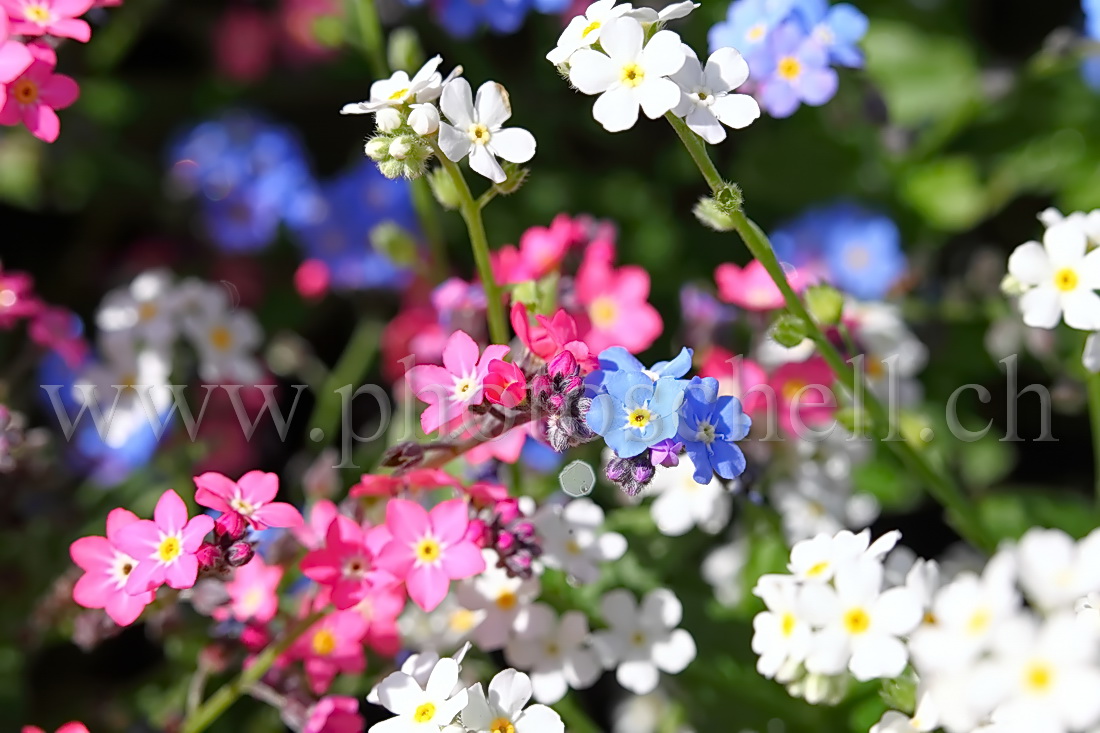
[1086, 0, 1100, 39]
[291, 159, 417, 291]
[709, 0, 795, 60]
[401, 0, 569, 38]
[791, 0, 868, 67]
[585, 371, 687, 459]
[677, 376, 751, 483]
[520, 436, 565, 473]
[755, 21, 838, 118]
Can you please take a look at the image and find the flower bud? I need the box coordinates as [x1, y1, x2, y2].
[379, 159, 405, 179]
[195, 542, 222, 569]
[495, 498, 521, 524]
[484, 359, 527, 409]
[427, 167, 461, 210]
[513, 521, 535, 540]
[770, 313, 810, 348]
[409, 103, 440, 135]
[226, 541, 255, 567]
[529, 374, 552, 400]
[497, 531, 517, 553]
[365, 136, 389, 161]
[465, 518, 489, 546]
[547, 350, 579, 379]
[631, 461, 655, 485]
[240, 623, 270, 651]
[606, 457, 631, 483]
[215, 510, 247, 541]
[376, 107, 404, 132]
[381, 440, 424, 469]
[804, 284, 844, 326]
[389, 136, 412, 160]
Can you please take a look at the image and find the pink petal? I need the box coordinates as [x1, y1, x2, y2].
[331, 580, 368, 610]
[165, 554, 199, 589]
[22, 101, 60, 143]
[440, 540, 486, 580]
[56, 723, 91, 733]
[364, 524, 392, 556]
[441, 330, 479, 375]
[0, 96, 19, 125]
[39, 72, 79, 109]
[124, 558, 163, 594]
[104, 507, 140, 541]
[51, 0, 96, 16]
[193, 471, 237, 509]
[181, 514, 214, 552]
[69, 535, 113, 570]
[385, 498, 429, 545]
[25, 40, 56, 67]
[326, 514, 364, 547]
[300, 548, 342, 585]
[406, 364, 451, 400]
[239, 470, 279, 504]
[429, 498, 471, 545]
[0, 13, 7, 42]
[406, 564, 449, 612]
[253, 501, 302, 529]
[72, 570, 111, 608]
[105, 590, 152, 626]
[0, 41, 33, 83]
[112, 519, 161, 559]
[374, 539, 414, 578]
[44, 17, 91, 42]
[476, 344, 511, 373]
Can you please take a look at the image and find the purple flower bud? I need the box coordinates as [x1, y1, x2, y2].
[561, 375, 584, 394]
[215, 511, 247, 541]
[495, 498, 521, 524]
[547, 350, 579, 378]
[513, 521, 536, 541]
[606, 457, 631, 483]
[226, 541, 255, 567]
[631, 461, 655, 485]
[497, 531, 517, 553]
[195, 542, 222, 569]
[529, 374, 552, 399]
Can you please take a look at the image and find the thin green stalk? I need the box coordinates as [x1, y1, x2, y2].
[665, 113, 993, 552]
[307, 318, 381, 454]
[1088, 371, 1100, 505]
[181, 608, 328, 733]
[434, 151, 509, 345]
[351, 0, 388, 79]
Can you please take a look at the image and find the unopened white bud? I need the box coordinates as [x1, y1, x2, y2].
[364, 137, 389, 161]
[389, 137, 412, 160]
[376, 107, 403, 132]
[1000, 273, 1027, 297]
[409, 103, 440, 136]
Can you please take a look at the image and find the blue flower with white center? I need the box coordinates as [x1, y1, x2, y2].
[791, 0, 868, 68]
[820, 205, 905, 301]
[677, 376, 752, 484]
[585, 371, 688, 459]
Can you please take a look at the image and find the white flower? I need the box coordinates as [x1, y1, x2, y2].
[461, 668, 564, 733]
[773, 469, 878, 544]
[1007, 221, 1100, 330]
[788, 528, 900, 583]
[592, 588, 697, 695]
[653, 0, 698, 21]
[751, 574, 813, 678]
[534, 498, 626, 584]
[95, 269, 179, 348]
[370, 656, 469, 732]
[546, 0, 641, 65]
[1016, 527, 1100, 611]
[410, 103, 440, 135]
[645, 454, 731, 536]
[341, 56, 455, 114]
[1076, 592, 1100, 632]
[183, 307, 262, 383]
[398, 592, 483, 654]
[871, 693, 938, 732]
[567, 17, 686, 133]
[455, 550, 541, 652]
[1038, 207, 1100, 244]
[800, 557, 922, 681]
[702, 535, 748, 606]
[368, 651, 465, 705]
[504, 603, 601, 704]
[669, 46, 759, 144]
[438, 79, 536, 184]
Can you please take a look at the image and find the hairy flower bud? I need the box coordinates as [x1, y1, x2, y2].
[495, 498, 521, 524]
[215, 510, 247, 541]
[195, 542, 222, 569]
[547, 350, 579, 379]
[376, 107, 404, 132]
[226, 541, 255, 567]
[389, 136, 412, 160]
[365, 136, 389, 161]
[409, 102, 440, 136]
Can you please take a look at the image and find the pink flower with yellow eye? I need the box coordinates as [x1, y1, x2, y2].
[405, 330, 509, 435]
[69, 508, 156, 626]
[194, 470, 303, 531]
[114, 489, 215, 594]
[0, 0, 94, 42]
[0, 42, 79, 143]
[300, 515, 395, 610]
[223, 553, 283, 623]
[291, 609, 369, 695]
[715, 259, 808, 311]
[574, 241, 661, 354]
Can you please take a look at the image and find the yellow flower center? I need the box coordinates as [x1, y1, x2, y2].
[620, 63, 645, 87]
[119, 372, 138, 390]
[1023, 661, 1054, 694]
[243, 588, 264, 614]
[496, 590, 518, 610]
[24, 4, 50, 23]
[565, 538, 582, 555]
[210, 325, 233, 351]
[923, 610, 938, 625]
[966, 608, 991, 636]
[415, 537, 442, 563]
[230, 496, 256, 515]
[13, 79, 38, 105]
[630, 630, 647, 646]
[780, 612, 797, 637]
[490, 717, 516, 733]
[453, 377, 478, 401]
[805, 560, 829, 578]
[449, 607, 478, 632]
[747, 23, 766, 41]
[1053, 267, 1078, 292]
[581, 20, 601, 38]
[388, 87, 410, 101]
[843, 607, 871, 635]
[311, 628, 337, 655]
[589, 296, 618, 328]
[628, 407, 653, 429]
[778, 56, 802, 81]
[781, 379, 807, 402]
[413, 702, 436, 723]
[469, 123, 491, 145]
[545, 641, 561, 656]
[157, 536, 182, 563]
[138, 302, 158, 321]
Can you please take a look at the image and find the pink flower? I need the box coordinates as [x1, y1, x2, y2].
[768, 356, 836, 435]
[405, 330, 509, 435]
[223, 554, 283, 623]
[1, 0, 94, 41]
[510, 303, 597, 371]
[483, 359, 526, 408]
[22, 724, 89, 733]
[303, 696, 363, 733]
[0, 42, 79, 143]
[300, 515, 393, 610]
[291, 609, 368, 694]
[114, 489, 215, 593]
[698, 346, 768, 413]
[29, 306, 87, 368]
[491, 214, 576, 284]
[69, 508, 156, 626]
[574, 246, 661, 354]
[0, 31, 34, 104]
[375, 498, 486, 612]
[214, 6, 274, 82]
[295, 259, 330, 299]
[463, 424, 527, 466]
[349, 582, 405, 656]
[348, 469, 458, 499]
[279, 0, 341, 63]
[194, 470, 303, 531]
[0, 268, 40, 327]
[715, 260, 807, 311]
[292, 499, 339, 550]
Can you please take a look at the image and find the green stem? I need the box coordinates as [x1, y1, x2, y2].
[665, 113, 993, 552]
[434, 151, 509, 346]
[181, 609, 328, 733]
[351, 0, 388, 79]
[1088, 371, 1100, 505]
[307, 318, 381, 454]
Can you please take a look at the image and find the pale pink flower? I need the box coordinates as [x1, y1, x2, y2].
[405, 330, 509, 435]
[300, 515, 394, 610]
[292, 499, 339, 550]
[510, 303, 597, 371]
[574, 246, 662, 354]
[194, 470, 303, 531]
[698, 346, 768, 413]
[304, 696, 363, 733]
[22, 724, 90, 733]
[1, 0, 93, 41]
[70, 508, 156, 626]
[375, 498, 486, 612]
[114, 489, 215, 593]
[491, 214, 577, 284]
[715, 260, 807, 311]
[224, 553, 283, 623]
[769, 356, 836, 434]
[291, 608, 368, 694]
[0, 42, 79, 143]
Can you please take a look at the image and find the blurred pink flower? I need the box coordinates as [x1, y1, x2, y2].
[300, 514, 394, 610]
[574, 244, 661, 354]
[463, 423, 527, 465]
[69, 508, 156, 626]
[214, 6, 274, 82]
[0, 268, 40, 326]
[194, 470, 303, 531]
[715, 259, 806, 311]
[291, 609, 368, 694]
[405, 330, 509, 435]
[296, 258, 330, 299]
[349, 582, 405, 656]
[292, 499, 339, 550]
[22, 724, 90, 733]
[768, 356, 836, 435]
[223, 554, 283, 623]
[0, 41, 79, 142]
[1, 0, 93, 41]
[279, 0, 341, 63]
[304, 696, 364, 733]
[29, 306, 87, 368]
[114, 489, 215, 594]
[491, 214, 580, 284]
[349, 469, 458, 499]
[698, 346, 768, 414]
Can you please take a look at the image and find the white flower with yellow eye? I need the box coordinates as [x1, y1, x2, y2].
[183, 308, 262, 383]
[546, 0, 642, 66]
[504, 603, 602, 705]
[454, 550, 541, 652]
[369, 656, 469, 733]
[670, 45, 760, 144]
[645, 453, 731, 536]
[341, 56, 457, 115]
[96, 269, 179, 348]
[1016, 527, 1100, 612]
[437, 79, 536, 184]
[751, 574, 813, 678]
[1008, 221, 1100, 330]
[532, 498, 626, 584]
[461, 669, 564, 733]
[788, 528, 899, 583]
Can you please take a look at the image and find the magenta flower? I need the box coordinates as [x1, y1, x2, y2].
[0, 268, 40, 327]
[300, 515, 394, 610]
[22, 724, 89, 733]
[291, 609, 368, 694]
[574, 244, 662, 354]
[223, 553, 283, 623]
[194, 470, 303, 531]
[510, 302, 596, 371]
[405, 330, 509, 435]
[0, 42, 79, 143]
[292, 499, 339, 550]
[484, 359, 527, 409]
[29, 306, 87, 368]
[304, 696, 364, 733]
[69, 508, 156, 626]
[0, 24, 34, 108]
[375, 498, 486, 612]
[114, 489, 215, 593]
[0, 0, 94, 42]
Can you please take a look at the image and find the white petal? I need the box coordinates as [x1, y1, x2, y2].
[489, 128, 536, 164]
[652, 628, 696, 673]
[616, 659, 660, 695]
[440, 78, 475, 128]
[436, 688, 469, 724]
[376, 671, 423, 715]
[849, 634, 908, 681]
[488, 668, 533, 718]
[658, 1, 698, 20]
[468, 144, 506, 183]
[710, 93, 761, 130]
[641, 29, 686, 78]
[461, 683, 493, 729]
[1045, 221, 1088, 267]
[564, 647, 602, 688]
[872, 587, 922, 635]
[1008, 241, 1052, 285]
[596, 531, 627, 561]
[640, 588, 683, 628]
[340, 102, 372, 115]
[685, 105, 726, 144]
[652, 491, 695, 535]
[1079, 249, 1100, 288]
[475, 81, 512, 129]
[569, 49, 619, 94]
[1062, 289, 1100, 330]
[805, 628, 850, 675]
[438, 122, 472, 162]
[599, 17, 644, 64]
[426, 658, 460, 699]
[558, 610, 590, 646]
[622, 6, 659, 22]
[705, 47, 750, 91]
[529, 669, 568, 705]
[600, 588, 637, 622]
[637, 77, 681, 118]
[669, 44, 703, 88]
[410, 56, 443, 85]
[514, 705, 564, 733]
[1019, 287, 1063, 329]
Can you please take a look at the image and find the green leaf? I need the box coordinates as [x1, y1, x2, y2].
[979, 491, 1100, 542]
[901, 157, 988, 232]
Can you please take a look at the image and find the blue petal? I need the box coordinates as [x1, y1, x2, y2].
[826, 3, 868, 43]
[709, 440, 748, 480]
[605, 425, 649, 458]
[652, 347, 694, 379]
[597, 346, 645, 375]
[585, 393, 620, 437]
[716, 396, 753, 441]
[604, 370, 657, 409]
[649, 377, 688, 418]
[685, 442, 715, 484]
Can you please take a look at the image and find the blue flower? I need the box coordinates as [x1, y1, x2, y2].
[585, 372, 688, 459]
[821, 205, 906, 301]
[755, 21, 839, 118]
[435, 0, 533, 38]
[1086, 0, 1100, 39]
[677, 377, 752, 484]
[708, 0, 795, 59]
[791, 0, 868, 67]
